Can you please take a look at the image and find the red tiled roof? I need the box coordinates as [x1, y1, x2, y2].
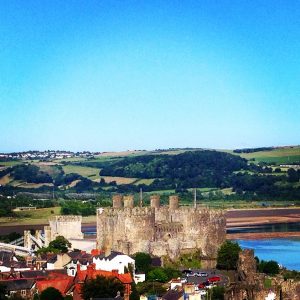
[36, 277, 74, 296]
[76, 264, 132, 284]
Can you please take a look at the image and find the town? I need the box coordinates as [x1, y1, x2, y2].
[1, 195, 300, 300]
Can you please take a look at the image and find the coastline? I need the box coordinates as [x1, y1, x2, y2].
[2, 207, 300, 239]
[226, 207, 300, 240]
[227, 231, 300, 240]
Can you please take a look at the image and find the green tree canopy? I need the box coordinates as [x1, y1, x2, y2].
[0, 283, 6, 300]
[258, 260, 280, 275]
[217, 240, 241, 270]
[40, 287, 64, 300]
[133, 252, 152, 274]
[81, 275, 125, 300]
[36, 235, 71, 254]
[148, 268, 168, 283]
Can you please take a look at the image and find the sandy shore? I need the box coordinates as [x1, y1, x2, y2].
[226, 207, 300, 227]
[228, 231, 300, 240]
[226, 207, 300, 239]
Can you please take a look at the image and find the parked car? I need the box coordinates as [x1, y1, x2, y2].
[197, 272, 208, 277]
[182, 269, 194, 277]
[208, 276, 221, 283]
[198, 283, 206, 289]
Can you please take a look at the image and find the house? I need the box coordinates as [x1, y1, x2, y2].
[134, 273, 145, 284]
[72, 263, 133, 300]
[35, 271, 74, 297]
[46, 253, 72, 270]
[0, 250, 30, 273]
[162, 287, 184, 300]
[92, 251, 135, 275]
[65, 251, 93, 276]
[0, 278, 36, 299]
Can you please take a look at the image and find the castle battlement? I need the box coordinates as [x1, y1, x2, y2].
[96, 194, 226, 261]
[49, 215, 82, 222]
[98, 206, 155, 217]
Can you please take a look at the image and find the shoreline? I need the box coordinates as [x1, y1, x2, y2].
[2, 207, 300, 239]
[227, 231, 300, 240]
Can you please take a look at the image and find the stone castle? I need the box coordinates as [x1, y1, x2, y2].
[96, 195, 226, 260]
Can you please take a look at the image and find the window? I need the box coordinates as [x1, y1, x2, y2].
[21, 290, 26, 296]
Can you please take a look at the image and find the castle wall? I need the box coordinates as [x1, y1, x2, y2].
[48, 215, 83, 241]
[96, 196, 226, 260]
[97, 207, 155, 255]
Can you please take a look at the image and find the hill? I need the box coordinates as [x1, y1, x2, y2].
[0, 146, 299, 202]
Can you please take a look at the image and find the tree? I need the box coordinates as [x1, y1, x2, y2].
[36, 235, 71, 254]
[0, 283, 6, 300]
[136, 281, 167, 297]
[133, 252, 152, 274]
[148, 268, 168, 282]
[211, 286, 225, 300]
[258, 260, 279, 275]
[287, 168, 299, 183]
[217, 241, 241, 270]
[129, 282, 140, 300]
[81, 275, 125, 300]
[40, 287, 64, 300]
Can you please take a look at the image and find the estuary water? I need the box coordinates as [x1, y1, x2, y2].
[227, 222, 300, 271]
[237, 238, 300, 271]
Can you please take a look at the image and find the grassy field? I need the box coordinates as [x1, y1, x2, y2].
[0, 174, 11, 185]
[231, 146, 300, 164]
[0, 206, 96, 226]
[95, 176, 137, 185]
[0, 207, 61, 226]
[62, 165, 101, 180]
[0, 160, 23, 167]
[133, 178, 155, 185]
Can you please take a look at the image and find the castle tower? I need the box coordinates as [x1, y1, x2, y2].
[150, 194, 160, 209]
[169, 195, 179, 210]
[123, 195, 134, 208]
[112, 194, 123, 208]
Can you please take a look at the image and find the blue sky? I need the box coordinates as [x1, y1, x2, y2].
[1, 0, 300, 152]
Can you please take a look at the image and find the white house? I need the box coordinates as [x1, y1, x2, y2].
[92, 251, 135, 275]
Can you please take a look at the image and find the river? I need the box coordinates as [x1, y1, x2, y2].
[227, 222, 300, 271]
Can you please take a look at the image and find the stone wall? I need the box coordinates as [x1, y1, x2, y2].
[96, 195, 226, 260]
[48, 215, 83, 241]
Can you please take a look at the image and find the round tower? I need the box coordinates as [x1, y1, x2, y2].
[112, 194, 123, 208]
[123, 195, 134, 208]
[150, 194, 160, 209]
[169, 195, 179, 210]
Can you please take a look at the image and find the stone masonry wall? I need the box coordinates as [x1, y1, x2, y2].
[96, 196, 226, 260]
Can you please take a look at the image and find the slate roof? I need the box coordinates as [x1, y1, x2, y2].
[94, 251, 124, 261]
[162, 288, 184, 300]
[20, 268, 68, 278]
[0, 278, 35, 291]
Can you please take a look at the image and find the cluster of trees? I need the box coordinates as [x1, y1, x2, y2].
[217, 241, 241, 270]
[61, 200, 96, 216]
[12, 165, 52, 183]
[233, 147, 274, 153]
[132, 252, 181, 296]
[100, 151, 248, 184]
[0, 195, 56, 217]
[287, 168, 300, 182]
[36, 236, 71, 254]
[257, 259, 279, 275]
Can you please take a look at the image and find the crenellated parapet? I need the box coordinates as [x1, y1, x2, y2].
[96, 194, 226, 261]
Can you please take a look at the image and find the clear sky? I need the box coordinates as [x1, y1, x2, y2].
[1, 0, 300, 152]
